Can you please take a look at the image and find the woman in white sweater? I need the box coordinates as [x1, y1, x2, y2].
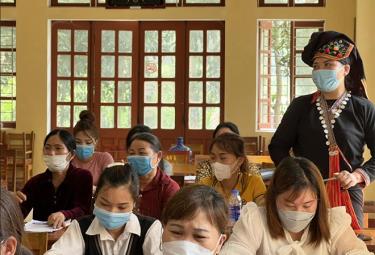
[220, 156, 372, 255]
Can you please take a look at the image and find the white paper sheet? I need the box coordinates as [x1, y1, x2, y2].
[24, 219, 71, 233]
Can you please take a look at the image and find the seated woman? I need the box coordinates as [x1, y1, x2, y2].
[0, 188, 32, 255]
[198, 133, 266, 205]
[220, 157, 372, 255]
[15, 129, 93, 228]
[127, 132, 180, 219]
[195, 122, 259, 183]
[45, 163, 162, 255]
[72, 110, 114, 186]
[161, 184, 227, 255]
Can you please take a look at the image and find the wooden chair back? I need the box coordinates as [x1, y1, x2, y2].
[164, 151, 190, 164]
[22, 232, 48, 255]
[243, 136, 259, 155]
[0, 146, 17, 191]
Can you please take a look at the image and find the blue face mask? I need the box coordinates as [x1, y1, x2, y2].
[127, 155, 155, 176]
[76, 144, 95, 160]
[93, 205, 131, 230]
[312, 66, 344, 93]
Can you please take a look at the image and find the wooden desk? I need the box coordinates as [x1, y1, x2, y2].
[23, 228, 66, 254]
[355, 228, 375, 252]
[171, 163, 196, 176]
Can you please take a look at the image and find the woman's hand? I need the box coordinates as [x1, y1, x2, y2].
[334, 171, 362, 189]
[47, 212, 66, 229]
[14, 191, 27, 203]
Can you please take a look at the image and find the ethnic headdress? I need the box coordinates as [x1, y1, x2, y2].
[302, 31, 368, 98]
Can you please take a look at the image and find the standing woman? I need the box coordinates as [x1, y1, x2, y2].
[269, 31, 375, 227]
[15, 129, 93, 228]
[127, 133, 180, 219]
[72, 110, 114, 186]
[45, 163, 162, 255]
[198, 133, 266, 205]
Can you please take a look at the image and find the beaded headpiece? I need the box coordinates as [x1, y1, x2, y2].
[313, 39, 354, 61]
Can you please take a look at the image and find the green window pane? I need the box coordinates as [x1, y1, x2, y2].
[57, 80, 71, 102]
[186, 0, 221, 3]
[74, 55, 88, 77]
[144, 81, 158, 103]
[161, 107, 175, 129]
[162, 30, 176, 53]
[118, 106, 131, 128]
[206, 81, 220, 104]
[0, 100, 16, 122]
[118, 56, 132, 78]
[0, 26, 16, 48]
[0, 52, 16, 73]
[145, 31, 158, 53]
[101, 81, 115, 103]
[74, 80, 87, 102]
[206, 56, 220, 78]
[188, 107, 202, 129]
[205, 107, 220, 129]
[57, 55, 71, 77]
[57, 105, 71, 127]
[58, 29, 71, 52]
[144, 56, 159, 78]
[144, 106, 158, 129]
[118, 81, 132, 103]
[74, 30, 88, 52]
[101, 56, 115, 78]
[119, 31, 132, 53]
[74, 105, 87, 124]
[101, 30, 115, 53]
[207, 30, 221, 52]
[161, 81, 175, 104]
[0, 76, 16, 97]
[189, 81, 203, 103]
[189, 31, 203, 53]
[189, 56, 203, 78]
[161, 56, 175, 78]
[100, 106, 114, 128]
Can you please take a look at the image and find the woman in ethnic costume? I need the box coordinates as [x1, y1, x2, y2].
[269, 31, 375, 228]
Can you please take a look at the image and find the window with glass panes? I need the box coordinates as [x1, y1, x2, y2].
[0, 0, 15, 6]
[257, 20, 323, 131]
[0, 21, 16, 128]
[51, 0, 224, 6]
[258, 0, 325, 7]
[51, 21, 224, 153]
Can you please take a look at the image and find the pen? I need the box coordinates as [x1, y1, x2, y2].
[323, 177, 336, 182]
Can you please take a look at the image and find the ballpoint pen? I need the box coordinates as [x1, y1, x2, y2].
[323, 177, 336, 182]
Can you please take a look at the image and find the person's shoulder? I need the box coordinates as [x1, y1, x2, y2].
[291, 93, 315, 105]
[328, 206, 351, 235]
[240, 202, 265, 221]
[26, 170, 49, 183]
[94, 151, 114, 160]
[70, 164, 93, 179]
[351, 95, 375, 110]
[159, 169, 179, 190]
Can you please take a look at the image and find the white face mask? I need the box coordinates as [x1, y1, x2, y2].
[277, 209, 315, 233]
[43, 154, 70, 172]
[162, 236, 222, 255]
[212, 162, 234, 181]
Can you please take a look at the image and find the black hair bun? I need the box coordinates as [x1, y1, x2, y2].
[79, 110, 95, 124]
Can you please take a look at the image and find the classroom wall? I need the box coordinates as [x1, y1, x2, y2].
[0, 0, 359, 175]
[356, 0, 375, 200]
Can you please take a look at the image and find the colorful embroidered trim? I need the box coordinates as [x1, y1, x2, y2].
[313, 39, 354, 61]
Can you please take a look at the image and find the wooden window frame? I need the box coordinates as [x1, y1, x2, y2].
[0, 21, 16, 128]
[258, 0, 325, 7]
[257, 20, 324, 131]
[50, 0, 224, 7]
[0, 0, 16, 6]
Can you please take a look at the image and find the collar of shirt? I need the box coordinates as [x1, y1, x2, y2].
[142, 168, 170, 192]
[86, 213, 141, 241]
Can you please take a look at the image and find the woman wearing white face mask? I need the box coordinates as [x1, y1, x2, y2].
[14, 129, 93, 228]
[44, 163, 162, 255]
[72, 110, 114, 186]
[127, 132, 180, 220]
[221, 157, 373, 255]
[269, 31, 375, 229]
[161, 184, 227, 255]
[198, 133, 266, 205]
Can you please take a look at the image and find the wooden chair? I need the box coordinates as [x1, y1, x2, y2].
[243, 136, 259, 155]
[0, 146, 17, 191]
[4, 131, 35, 190]
[164, 151, 190, 164]
[22, 232, 48, 255]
